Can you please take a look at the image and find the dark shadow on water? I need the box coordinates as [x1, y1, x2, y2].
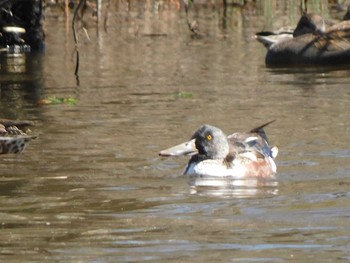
[267, 64, 350, 75]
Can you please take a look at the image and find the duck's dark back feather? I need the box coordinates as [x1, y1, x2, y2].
[249, 120, 276, 144]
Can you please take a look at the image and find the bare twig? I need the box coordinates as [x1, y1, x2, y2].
[104, 0, 112, 32]
[183, 0, 201, 36]
[72, 0, 86, 85]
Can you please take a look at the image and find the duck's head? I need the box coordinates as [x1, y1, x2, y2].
[159, 124, 229, 160]
[192, 125, 229, 159]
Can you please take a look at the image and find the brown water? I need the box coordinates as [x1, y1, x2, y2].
[1, 1, 350, 262]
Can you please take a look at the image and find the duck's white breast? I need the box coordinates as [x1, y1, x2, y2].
[185, 160, 248, 178]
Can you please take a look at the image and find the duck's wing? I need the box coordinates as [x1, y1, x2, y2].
[227, 120, 277, 160]
[0, 119, 34, 136]
[312, 22, 350, 52]
[227, 133, 269, 160]
[327, 20, 350, 32]
[0, 119, 34, 129]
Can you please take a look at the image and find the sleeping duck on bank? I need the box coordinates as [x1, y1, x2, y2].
[256, 12, 350, 66]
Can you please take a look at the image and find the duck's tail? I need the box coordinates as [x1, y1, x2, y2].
[249, 120, 276, 143]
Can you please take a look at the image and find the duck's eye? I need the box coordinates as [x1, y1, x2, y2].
[206, 134, 212, 141]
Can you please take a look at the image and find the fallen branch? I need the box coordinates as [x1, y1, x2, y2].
[72, 0, 86, 85]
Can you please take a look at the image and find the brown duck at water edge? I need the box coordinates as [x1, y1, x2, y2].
[265, 20, 350, 66]
[0, 119, 36, 154]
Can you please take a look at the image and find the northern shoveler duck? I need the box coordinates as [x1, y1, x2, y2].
[159, 121, 278, 178]
[0, 119, 36, 154]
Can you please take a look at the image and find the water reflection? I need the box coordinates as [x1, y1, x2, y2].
[0, 52, 43, 118]
[188, 175, 278, 198]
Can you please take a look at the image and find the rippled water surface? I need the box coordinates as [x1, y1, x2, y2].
[1, 1, 350, 262]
